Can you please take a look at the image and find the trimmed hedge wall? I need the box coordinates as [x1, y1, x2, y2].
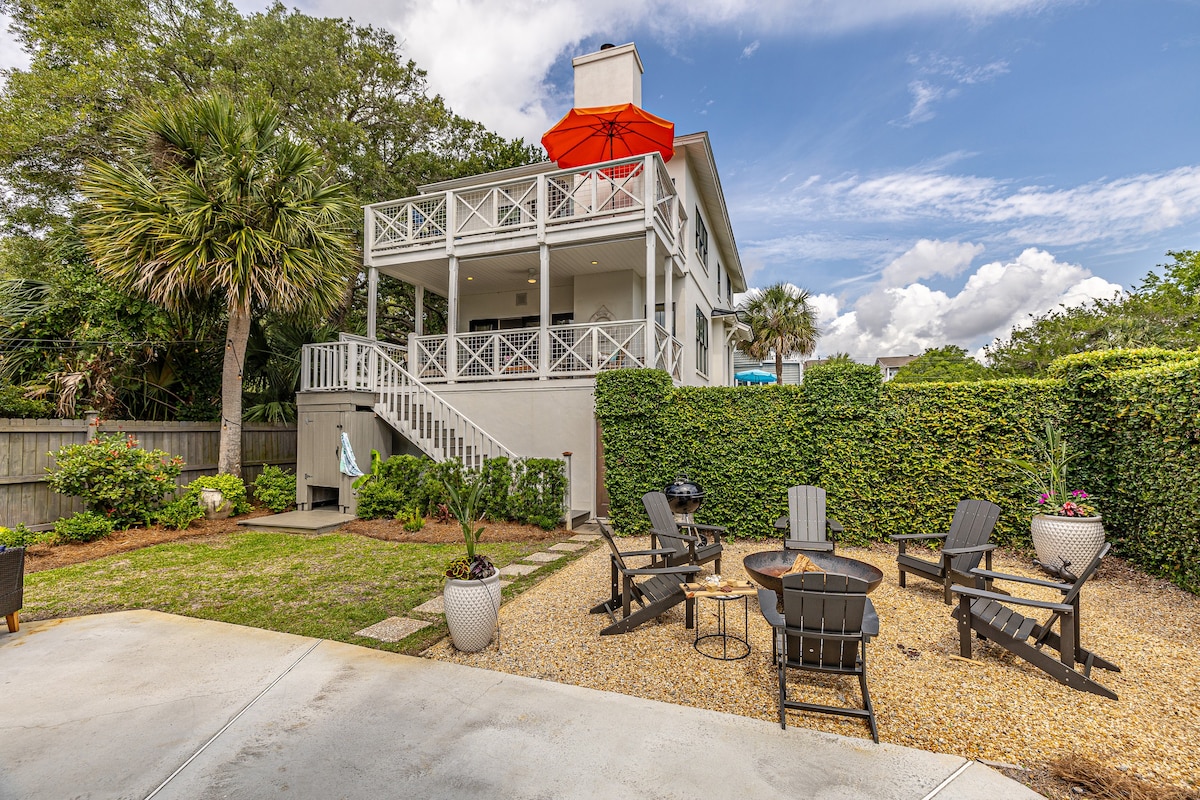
[596, 349, 1200, 593]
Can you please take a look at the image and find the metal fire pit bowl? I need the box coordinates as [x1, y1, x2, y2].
[743, 550, 885, 596]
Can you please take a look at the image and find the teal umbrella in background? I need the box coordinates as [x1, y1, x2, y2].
[735, 369, 777, 384]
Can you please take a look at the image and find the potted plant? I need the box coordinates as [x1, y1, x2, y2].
[441, 472, 502, 652]
[1005, 421, 1105, 575]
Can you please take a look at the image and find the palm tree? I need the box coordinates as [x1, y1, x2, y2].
[80, 93, 358, 476]
[739, 282, 820, 384]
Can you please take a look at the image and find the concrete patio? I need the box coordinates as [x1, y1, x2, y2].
[0, 610, 1041, 799]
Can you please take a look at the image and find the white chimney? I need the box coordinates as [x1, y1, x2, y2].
[572, 42, 643, 108]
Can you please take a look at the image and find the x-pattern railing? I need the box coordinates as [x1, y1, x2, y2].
[654, 323, 682, 380]
[412, 336, 449, 381]
[456, 329, 539, 379]
[547, 321, 646, 375]
[368, 154, 677, 256]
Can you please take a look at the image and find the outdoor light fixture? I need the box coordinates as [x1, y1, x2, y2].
[591, 260, 599, 265]
[527, 269, 537, 284]
[466, 276, 474, 280]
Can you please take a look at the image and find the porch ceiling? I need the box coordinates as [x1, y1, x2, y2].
[376, 236, 652, 296]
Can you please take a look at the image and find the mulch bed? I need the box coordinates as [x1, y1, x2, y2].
[24, 511, 565, 573]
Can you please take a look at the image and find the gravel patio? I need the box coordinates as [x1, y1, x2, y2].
[425, 535, 1200, 793]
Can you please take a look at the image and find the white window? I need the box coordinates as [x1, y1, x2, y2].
[695, 208, 708, 272]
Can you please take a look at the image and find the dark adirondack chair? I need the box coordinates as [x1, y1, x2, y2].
[951, 542, 1119, 700]
[757, 572, 879, 742]
[773, 485, 842, 552]
[642, 491, 724, 574]
[1, 546, 25, 634]
[892, 499, 1002, 603]
[589, 520, 700, 636]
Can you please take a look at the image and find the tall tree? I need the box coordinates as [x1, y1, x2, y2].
[891, 345, 992, 383]
[739, 282, 820, 384]
[80, 93, 358, 474]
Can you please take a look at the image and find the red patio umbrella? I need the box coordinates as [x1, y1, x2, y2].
[541, 103, 675, 169]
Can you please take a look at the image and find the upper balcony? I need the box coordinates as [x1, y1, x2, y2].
[364, 153, 686, 269]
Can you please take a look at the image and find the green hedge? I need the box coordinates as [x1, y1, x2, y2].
[596, 351, 1200, 593]
[356, 454, 566, 530]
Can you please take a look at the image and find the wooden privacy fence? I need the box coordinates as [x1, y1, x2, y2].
[0, 418, 297, 530]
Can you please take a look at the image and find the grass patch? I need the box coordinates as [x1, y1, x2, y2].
[22, 532, 556, 655]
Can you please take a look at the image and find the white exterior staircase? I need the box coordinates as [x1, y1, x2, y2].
[300, 336, 516, 468]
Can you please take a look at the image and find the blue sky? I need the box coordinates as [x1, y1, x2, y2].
[5, 0, 1200, 360]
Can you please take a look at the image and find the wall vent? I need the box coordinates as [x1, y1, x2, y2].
[515, 292, 528, 307]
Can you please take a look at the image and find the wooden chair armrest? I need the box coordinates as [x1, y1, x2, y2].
[757, 589, 784, 627]
[774, 516, 788, 530]
[862, 598, 879, 640]
[619, 547, 677, 558]
[827, 518, 844, 535]
[652, 528, 700, 544]
[941, 543, 997, 556]
[891, 533, 948, 542]
[951, 585, 1072, 611]
[968, 568, 1072, 592]
[624, 565, 701, 577]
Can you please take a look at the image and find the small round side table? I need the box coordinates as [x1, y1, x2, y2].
[694, 592, 750, 661]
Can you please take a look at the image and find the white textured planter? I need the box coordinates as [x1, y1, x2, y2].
[198, 488, 230, 520]
[1030, 514, 1105, 574]
[443, 570, 502, 652]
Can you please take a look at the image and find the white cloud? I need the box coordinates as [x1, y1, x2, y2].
[741, 40, 760, 59]
[900, 80, 949, 126]
[879, 238, 982, 286]
[281, 0, 1062, 141]
[896, 53, 1009, 125]
[754, 164, 1200, 252]
[798, 244, 1123, 359]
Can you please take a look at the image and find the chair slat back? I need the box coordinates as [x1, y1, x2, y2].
[642, 491, 687, 557]
[945, 499, 1002, 572]
[782, 572, 868, 669]
[786, 485, 827, 547]
[1061, 541, 1110, 605]
[596, 521, 631, 574]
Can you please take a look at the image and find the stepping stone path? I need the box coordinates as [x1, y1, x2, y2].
[549, 542, 586, 552]
[355, 617, 430, 642]
[568, 533, 600, 542]
[524, 551, 564, 563]
[412, 596, 444, 615]
[499, 563, 539, 577]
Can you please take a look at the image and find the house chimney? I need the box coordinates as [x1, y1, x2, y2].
[572, 42, 643, 108]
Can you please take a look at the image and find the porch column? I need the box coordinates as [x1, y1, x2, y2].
[644, 231, 656, 366]
[447, 256, 459, 383]
[366, 267, 379, 340]
[538, 243, 550, 380]
[663, 253, 673, 337]
[414, 285, 425, 336]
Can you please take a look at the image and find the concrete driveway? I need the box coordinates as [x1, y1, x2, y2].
[0, 611, 1042, 799]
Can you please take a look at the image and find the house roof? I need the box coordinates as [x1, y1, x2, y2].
[673, 131, 745, 294]
[875, 355, 919, 368]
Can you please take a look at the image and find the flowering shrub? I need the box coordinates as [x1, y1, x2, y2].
[45, 433, 184, 528]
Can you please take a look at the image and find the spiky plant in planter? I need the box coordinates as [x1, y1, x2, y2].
[443, 473, 496, 580]
[441, 471, 500, 652]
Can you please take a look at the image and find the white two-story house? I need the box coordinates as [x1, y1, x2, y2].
[295, 42, 748, 521]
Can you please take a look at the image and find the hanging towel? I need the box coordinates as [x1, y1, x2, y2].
[339, 432, 364, 477]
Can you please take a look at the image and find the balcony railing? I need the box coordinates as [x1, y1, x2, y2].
[407, 320, 682, 383]
[366, 153, 680, 260]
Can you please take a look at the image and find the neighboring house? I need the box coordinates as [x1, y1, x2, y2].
[296, 42, 749, 520]
[734, 351, 803, 385]
[876, 355, 918, 382]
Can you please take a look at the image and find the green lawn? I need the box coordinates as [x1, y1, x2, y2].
[22, 532, 568, 655]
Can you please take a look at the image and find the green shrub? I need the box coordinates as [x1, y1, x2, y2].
[154, 497, 204, 531]
[395, 505, 425, 532]
[0, 386, 54, 419]
[53, 510, 116, 542]
[0, 523, 54, 547]
[479, 456, 511, 520]
[510, 458, 566, 530]
[356, 482, 408, 519]
[45, 433, 184, 528]
[252, 465, 296, 512]
[419, 459, 465, 516]
[181, 474, 251, 516]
